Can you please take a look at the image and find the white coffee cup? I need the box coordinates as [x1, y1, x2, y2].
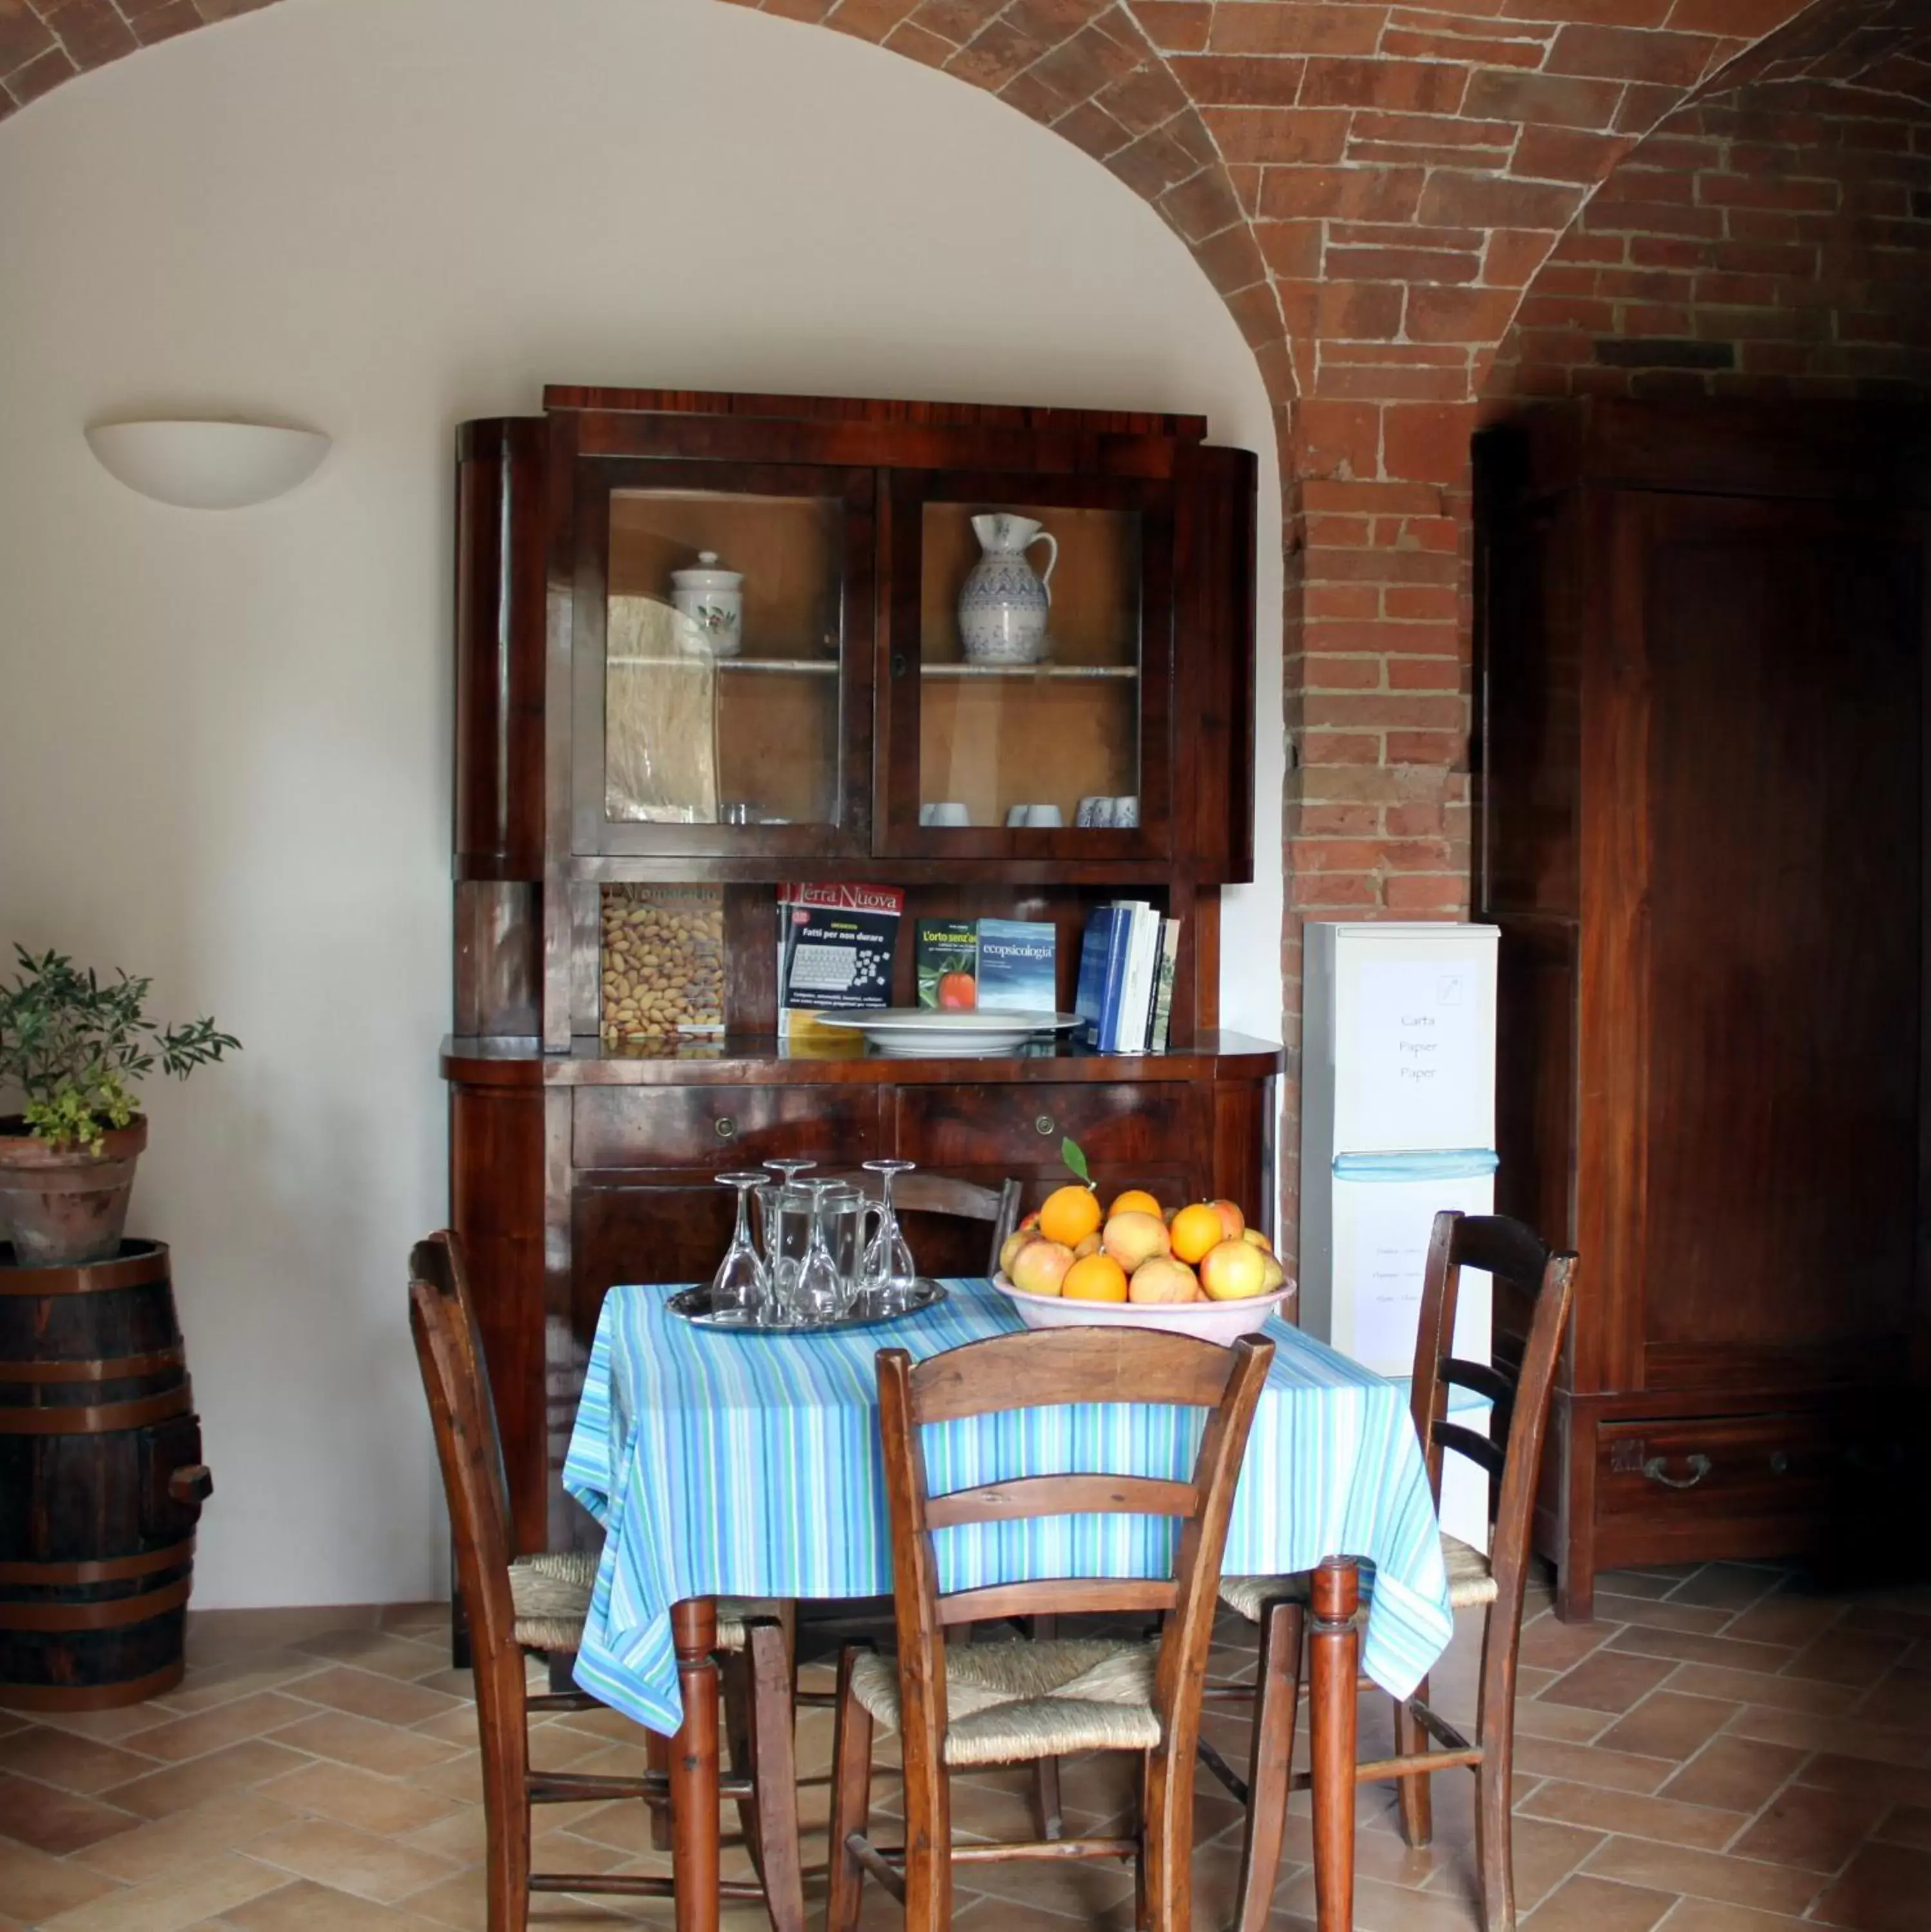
[1005, 804, 1031, 827]
[1025, 804, 1063, 828]
[929, 802, 969, 827]
[1076, 796, 1108, 828]
[1110, 796, 1139, 829]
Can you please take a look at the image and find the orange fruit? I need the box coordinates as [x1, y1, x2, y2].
[1063, 1253, 1129, 1302]
[1038, 1184, 1102, 1247]
[1170, 1202, 1224, 1265]
[1107, 1188, 1163, 1220]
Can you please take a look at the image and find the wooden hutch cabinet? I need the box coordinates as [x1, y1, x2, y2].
[442, 386, 1279, 1552]
[1476, 400, 1931, 1620]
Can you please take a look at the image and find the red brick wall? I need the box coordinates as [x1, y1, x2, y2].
[1490, 76, 1931, 402]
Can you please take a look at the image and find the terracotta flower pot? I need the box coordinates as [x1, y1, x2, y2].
[0, 1116, 147, 1267]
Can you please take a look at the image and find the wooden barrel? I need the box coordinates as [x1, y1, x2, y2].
[0, 1240, 211, 1709]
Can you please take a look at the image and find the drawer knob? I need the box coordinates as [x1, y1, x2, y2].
[1034, 1114, 1056, 1137]
[714, 1115, 737, 1141]
[1769, 1451, 1790, 1476]
[1642, 1454, 1711, 1491]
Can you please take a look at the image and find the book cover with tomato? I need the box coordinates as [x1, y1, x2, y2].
[915, 921, 978, 1010]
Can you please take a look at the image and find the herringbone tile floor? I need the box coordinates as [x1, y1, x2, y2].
[1, 1562, 1928, 1931]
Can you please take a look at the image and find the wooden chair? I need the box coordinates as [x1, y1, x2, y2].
[408, 1232, 806, 1932]
[826, 1325, 1275, 1932]
[1204, 1212, 1577, 1932]
[824, 1170, 1022, 1278]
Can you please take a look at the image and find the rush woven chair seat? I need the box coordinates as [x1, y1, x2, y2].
[827, 1325, 1274, 1932]
[1204, 1212, 1577, 1932]
[410, 1232, 804, 1932]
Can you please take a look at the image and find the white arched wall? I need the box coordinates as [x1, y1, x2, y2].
[0, 0, 1285, 1607]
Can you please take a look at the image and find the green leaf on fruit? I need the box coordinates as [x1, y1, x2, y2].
[1060, 1136, 1091, 1186]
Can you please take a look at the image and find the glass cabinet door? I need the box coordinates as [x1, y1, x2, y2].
[573, 461, 874, 856]
[880, 471, 1172, 857]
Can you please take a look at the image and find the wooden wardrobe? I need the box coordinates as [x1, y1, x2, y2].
[1476, 399, 1931, 1620]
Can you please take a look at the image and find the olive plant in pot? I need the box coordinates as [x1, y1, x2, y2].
[0, 947, 240, 1267]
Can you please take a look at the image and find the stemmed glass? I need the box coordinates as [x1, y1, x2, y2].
[711, 1173, 771, 1324]
[796, 1180, 854, 1322]
[861, 1158, 918, 1300]
[760, 1159, 817, 1321]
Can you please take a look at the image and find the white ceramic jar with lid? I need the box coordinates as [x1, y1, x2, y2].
[669, 551, 744, 658]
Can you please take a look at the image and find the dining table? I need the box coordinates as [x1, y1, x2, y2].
[561, 1276, 1456, 1932]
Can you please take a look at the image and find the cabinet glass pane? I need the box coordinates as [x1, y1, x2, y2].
[919, 502, 1141, 829]
[605, 491, 842, 827]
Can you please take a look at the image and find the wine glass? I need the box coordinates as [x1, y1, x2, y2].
[710, 1173, 770, 1324]
[760, 1159, 817, 1267]
[797, 1180, 857, 1322]
[861, 1158, 918, 1300]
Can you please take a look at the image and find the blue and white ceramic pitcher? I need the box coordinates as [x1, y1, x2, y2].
[958, 513, 1057, 665]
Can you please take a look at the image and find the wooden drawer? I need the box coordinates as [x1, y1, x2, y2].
[1595, 1412, 1839, 1526]
[573, 1086, 879, 1170]
[893, 1083, 1199, 1174]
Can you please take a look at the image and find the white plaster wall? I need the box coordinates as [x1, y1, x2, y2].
[0, 0, 1284, 1605]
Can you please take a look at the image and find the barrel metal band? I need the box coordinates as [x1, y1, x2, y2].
[0, 1658, 187, 1710]
[0, 1385, 193, 1434]
[0, 1347, 185, 1384]
[0, 1242, 171, 1295]
[0, 1573, 193, 1630]
[0, 1537, 196, 1588]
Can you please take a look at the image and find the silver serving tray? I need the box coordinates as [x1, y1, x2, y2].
[666, 1278, 949, 1334]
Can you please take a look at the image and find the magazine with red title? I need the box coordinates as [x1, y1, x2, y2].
[776, 882, 905, 1047]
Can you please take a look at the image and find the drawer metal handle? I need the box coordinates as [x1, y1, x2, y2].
[1034, 1114, 1056, 1137]
[1642, 1454, 1712, 1491]
[713, 1115, 737, 1141]
[1769, 1452, 1790, 1476]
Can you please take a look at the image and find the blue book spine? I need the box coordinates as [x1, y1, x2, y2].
[1074, 909, 1126, 1049]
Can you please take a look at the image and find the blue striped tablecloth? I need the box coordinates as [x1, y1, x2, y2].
[562, 1278, 1453, 1736]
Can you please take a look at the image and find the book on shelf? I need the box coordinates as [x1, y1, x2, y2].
[916, 918, 1058, 1014]
[1074, 902, 1182, 1053]
[776, 882, 904, 1048]
[914, 920, 978, 1010]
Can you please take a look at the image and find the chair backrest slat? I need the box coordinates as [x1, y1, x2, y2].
[1434, 1419, 1507, 1481]
[877, 1323, 1272, 1788]
[909, 1327, 1238, 1424]
[1441, 1358, 1515, 1413]
[924, 1473, 1199, 1530]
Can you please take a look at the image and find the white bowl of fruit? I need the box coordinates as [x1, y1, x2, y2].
[993, 1184, 1293, 1347]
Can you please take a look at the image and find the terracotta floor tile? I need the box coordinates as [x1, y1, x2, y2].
[1514, 1697, 1615, 1744]
[1519, 1782, 1744, 1851]
[1722, 1594, 1850, 1650]
[379, 1604, 448, 1636]
[243, 1815, 458, 1904]
[1522, 1873, 1677, 1931]
[284, 1631, 449, 1681]
[1653, 1902, 1817, 1931]
[30, 1849, 283, 1932]
[153, 1654, 329, 1719]
[1280, 1868, 1487, 1931]
[1599, 1694, 1742, 1763]
[216, 1877, 442, 1931]
[0, 1772, 142, 1855]
[1595, 1596, 1740, 1638]
[127, 1694, 323, 1765]
[1518, 1615, 1615, 1675]
[1790, 1752, 1931, 1810]
[1876, 1804, 1931, 1850]
[1666, 1663, 1858, 1716]
[1856, 1665, 1931, 1730]
[1662, 1567, 1783, 1615]
[0, 1728, 159, 1796]
[1780, 1631, 1910, 1690]
[99, 1740, 312, 1821]
[1608, 1629, 1796, 1676]
[1512, 1735, 1677, 1794]
[1722, 1705, 1928, 1768]
[282, 1665, 465, 1730]
[1806, 1841, 1931, 1931]
[73, 1791, 298, 1884]
[254, 1758, 461, 1837]
[188, 1607, 379, 1654]
[1579, 1838, 1827, 1914]
[1657, 1736, 1805, 1815]
[265, 1711, 460, 1779]
[0, 1837, 125, 1922]
[397, 1804, 490, 1866]
[1729, 1783, 1892, 1873]
[1538, 1650, 1680, 1716]
[401, 1752, 484, 1806]
[408, 1707, 486, 1748]
[1599, 1571, 1684, 1601]
[24, 1706, 175, 1747]
[1839, 1604, 1931, 1645]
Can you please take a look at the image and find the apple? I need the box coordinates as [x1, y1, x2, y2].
[1241, 1226, 1273, 1253]
[1073, 1232, 1103, 1259]
[1009, 1239, 1076, 1298]
[998, 1228, 1033, 1276]
[1200, 1237, 1269, 1302]
[1259, 1253, 1286, 1293]
[1102, 1210, 1171, 1273]
[1209, 1198, 1246, 1242]
[1128, 1256, 1199, 1305]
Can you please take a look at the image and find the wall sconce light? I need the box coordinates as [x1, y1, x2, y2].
[84, 419, 331, 509]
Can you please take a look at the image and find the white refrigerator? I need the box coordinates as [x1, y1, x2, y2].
[1300, 922, 1501, 1548]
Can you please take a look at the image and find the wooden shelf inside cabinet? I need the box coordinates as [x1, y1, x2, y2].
[922, 664, 1139, 681]
[607, 656, 839, 675]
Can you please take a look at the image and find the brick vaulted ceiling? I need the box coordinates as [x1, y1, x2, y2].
[3, 0, 1927, 969]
